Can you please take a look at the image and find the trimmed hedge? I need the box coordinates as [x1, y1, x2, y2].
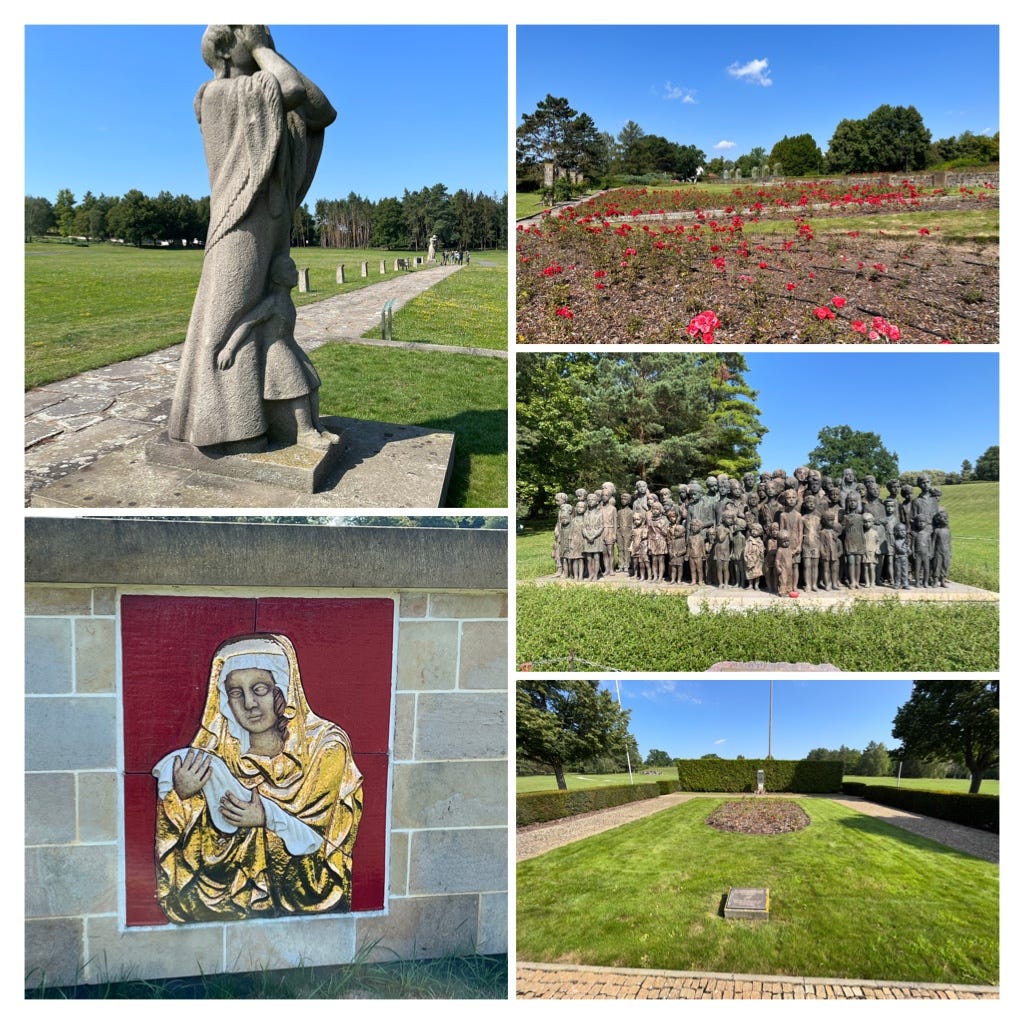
[657, 778, 681, 795]
[516, 782, 661, 826]
[843, 782, 999, 833]
[675, 759, 842, 793]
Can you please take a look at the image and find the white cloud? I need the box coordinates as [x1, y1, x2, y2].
[714, 738, 727, 745]
[663, 80, 697, 104]
[714, 140, 736, 151]
[727, 58, 772, 87]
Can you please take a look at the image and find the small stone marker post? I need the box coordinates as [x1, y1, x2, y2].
[336, 264, 345, 284]
[756, 769, 766, 795]
[297, 267, 311, 292]
[361, 260, 369, 277]
[379, 260, 387, 275]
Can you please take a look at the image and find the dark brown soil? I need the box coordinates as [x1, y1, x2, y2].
[706, 798, 811, 835]
[516, 197, 998, 344]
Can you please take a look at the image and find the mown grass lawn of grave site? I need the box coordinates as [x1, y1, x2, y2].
[312, 343, 505, 507]
[515, 181, 998, 344]
[516, 797, 998, 984]
[363, 252, 507, 350]
[24, 241, 484, 388]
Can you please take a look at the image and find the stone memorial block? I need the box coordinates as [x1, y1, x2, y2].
[380, 259, 387, 274]
[724, 887, 769, 921]
[415, 256, 423, 266]
[336, 264, 346, 284]
[297, 266, 311, 292]
[756, 769, 766, 794]
[361, 260, 369, 277]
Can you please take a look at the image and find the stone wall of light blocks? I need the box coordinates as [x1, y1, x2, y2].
[25, 523, 507, 986]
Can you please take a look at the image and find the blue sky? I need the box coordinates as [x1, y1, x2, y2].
[517, 24, 998, 163]
[742, 352, 998, 474]
[24, 24, 508, 203]
[598, 679, 915, 760]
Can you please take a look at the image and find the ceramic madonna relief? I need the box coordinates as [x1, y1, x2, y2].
[152, 633, 362, 921]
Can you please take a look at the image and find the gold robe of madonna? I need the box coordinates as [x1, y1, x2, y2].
[154, 634, 362, 922]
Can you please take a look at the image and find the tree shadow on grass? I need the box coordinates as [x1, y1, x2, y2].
[835, 813, 998, 863]
[414, 407, 507, 507]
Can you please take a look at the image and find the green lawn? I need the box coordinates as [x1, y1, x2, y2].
[517, 797, 998, 984]
[844, 776, 999, 795]
[936, 481, 999, 590]
[366, 253, 507, 350]
[518, 771, 999, 796]
[25, 241, 501, 387]
[312, 343, 506, 508]
[515, 583, 998, 672]
[517, 770, 675, 793]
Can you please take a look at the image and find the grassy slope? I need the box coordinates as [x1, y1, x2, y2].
[516, 797, 998, 984]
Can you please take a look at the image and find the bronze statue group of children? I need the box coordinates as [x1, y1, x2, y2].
[551, 469, 953, 594]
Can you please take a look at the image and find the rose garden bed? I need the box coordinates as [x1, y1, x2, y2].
[706, 798, 811, 835]
[516, 181, 998, 344]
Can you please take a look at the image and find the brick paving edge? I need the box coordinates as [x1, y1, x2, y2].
[517, 962, 999, 996]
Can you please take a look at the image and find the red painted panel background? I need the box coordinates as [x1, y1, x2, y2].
[122, 594, 393, 925]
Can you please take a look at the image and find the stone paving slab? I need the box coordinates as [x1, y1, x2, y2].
[528, 575, 997, 611]
[516, 963, 998, 999]
[29, 417, 455, 509]
[24, 265, 473, 505]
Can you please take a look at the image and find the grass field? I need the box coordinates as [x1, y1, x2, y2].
[517, 771, 998, 796]
[515, 583, 998, 671]
[312, 343, 506, 507]
[517, 769, 676, 793]
[843, 775, 999, 795]
[367, 253, 507, 350]
[24, 241, 503, 387]
[517, 797, 998, 984]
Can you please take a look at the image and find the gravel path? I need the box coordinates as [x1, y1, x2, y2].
[517, 791, 998, 863]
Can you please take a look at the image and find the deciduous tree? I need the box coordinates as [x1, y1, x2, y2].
[892, 681, 998, 793]
[516, 681, 634, 790]
[807, 425, 899, 484]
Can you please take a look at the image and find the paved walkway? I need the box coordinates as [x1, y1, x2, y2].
[24, 264, 480, 502]
[517, 963, 998, 1000]
[517, 792, 999, 999]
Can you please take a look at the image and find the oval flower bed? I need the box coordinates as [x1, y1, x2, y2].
[706, 798, 811, 835]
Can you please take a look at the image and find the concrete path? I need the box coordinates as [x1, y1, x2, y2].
[24, 264, 473, 503]
[517, 792, 999, 999]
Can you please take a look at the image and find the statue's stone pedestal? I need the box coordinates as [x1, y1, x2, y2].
[144, 420, 349, 494]
[29, 416, 455, 508]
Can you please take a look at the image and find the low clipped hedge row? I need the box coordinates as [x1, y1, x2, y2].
[675, 759, 843, 793]
[516, 782, 662, 826]
[841, 781, 999, 833]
